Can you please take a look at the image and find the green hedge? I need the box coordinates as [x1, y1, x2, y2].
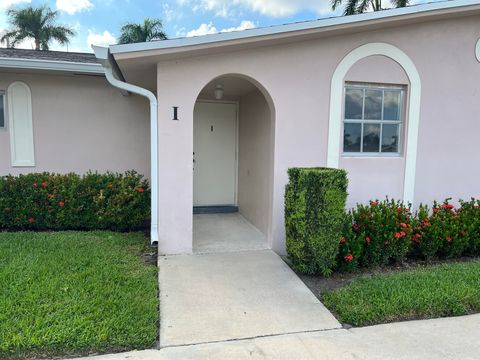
[285, 167, 348, 275]
[0, 171, 150, 232]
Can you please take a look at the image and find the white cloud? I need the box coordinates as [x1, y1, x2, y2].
[184, 20, 255, 37]
[56, 0, 93, 15]
[86, 30, 115, 47]
[187, 0, 333, 18]
[220, 20, 255, 32]
[0, 0, 30, 9]
[186, 22, 218, 37]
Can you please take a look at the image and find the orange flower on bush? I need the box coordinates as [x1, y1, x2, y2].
[339, 237, 347, 244]
[32, 182, 38, 187]
[400, 222, 408, 228]
[58, 201, 65, 207]
[365, 236, 371, 244]
[135, 187, 145, 193]
[344, 253, 354, 262]
[41, 181, 48, 188]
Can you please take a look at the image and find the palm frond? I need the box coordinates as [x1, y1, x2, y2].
[390, 0, 409, 8]
[3, 5, 74, 50]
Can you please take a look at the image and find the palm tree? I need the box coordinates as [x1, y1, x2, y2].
[118, 18, 167, 44]
[332, 0, 409, 15]
[1, 5, 75, 51]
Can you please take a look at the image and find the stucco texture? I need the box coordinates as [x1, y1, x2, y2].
[0, 72, 150, 178]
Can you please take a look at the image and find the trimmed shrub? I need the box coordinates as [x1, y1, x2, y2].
[458, 198, 480, 256]
[336, 212, 363, 272]
[341, 199, 413, 269]
[0, 171, 150, 232]
[412, 200, 469, 260]
[285, 167, 348, 275]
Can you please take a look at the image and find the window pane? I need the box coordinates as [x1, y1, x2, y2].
[364, 89, 382, 120]
[384, 90, 401, 121]
[381, 124, 399, 153]
[345, 88, 363, 119]
[344, 123, 361, 152]
[363, 123, 380, 152]
[0, 95, 4, 128]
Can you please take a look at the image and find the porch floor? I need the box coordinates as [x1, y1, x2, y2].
[193, 213, 269, 254]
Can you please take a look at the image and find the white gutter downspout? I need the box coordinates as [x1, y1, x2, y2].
[92, 45, 159, 245]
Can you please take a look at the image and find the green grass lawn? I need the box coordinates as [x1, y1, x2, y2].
[322, 260, 480, 327]
[0, 231, 158, 359]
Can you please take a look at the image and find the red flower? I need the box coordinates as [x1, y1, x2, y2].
[441, 203, 454, 210]
[396, 207, 403, 213]
[339, 237, 347, 244]
[58, 201, 65, 207]
[394, 232, 402, 239]
[370, 200, 378, 206]
[41, 181, 48, 188]
[411, 233, 421, 242]
[446, 236, 452, 242]
[28, 217, 35, 223]
[400, 222, 408, 228]
[365, 236, 371, 244]
[422, 220, 431, 227]
[400, 231, 406, 237]
[432, 208, 438, 214]
[135, 187, 145, 193]
[344, 253, 354, 262]
[32, 182, 38, 187]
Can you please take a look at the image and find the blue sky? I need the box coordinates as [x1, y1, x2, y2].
[0, 0, 441, 53]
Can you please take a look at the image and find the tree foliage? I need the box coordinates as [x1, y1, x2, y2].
[1, 5, 75, 50]
[118, 18, 167, 44]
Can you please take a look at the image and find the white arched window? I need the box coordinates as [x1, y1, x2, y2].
[7, 81, 35, 167]
[327, 43, 421, 204]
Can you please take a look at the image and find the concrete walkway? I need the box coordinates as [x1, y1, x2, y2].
[193, 213, 269, 253]
[158, 250, 341, 347]
[76, 314, 480, 359]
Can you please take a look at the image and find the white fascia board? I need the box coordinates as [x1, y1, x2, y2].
[110, 0, 480, 55]
[0, 57, 104, 74]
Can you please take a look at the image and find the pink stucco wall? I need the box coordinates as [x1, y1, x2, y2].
[150, 15, 480, 254]
[238, 88, 273, 237]
[0, 72, 150, 178]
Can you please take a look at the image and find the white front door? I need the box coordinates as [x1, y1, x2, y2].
[193, 102, 237, 206]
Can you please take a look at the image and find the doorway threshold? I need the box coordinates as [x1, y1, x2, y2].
[193, 206, 239, 214]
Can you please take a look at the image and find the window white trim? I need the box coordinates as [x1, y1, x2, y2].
[8, 81, 35, 167]
[343, 83, 405, 155]
[327, 42, 421, 204]
[476, 39, 480, 62]
[0, 91, 6, 130]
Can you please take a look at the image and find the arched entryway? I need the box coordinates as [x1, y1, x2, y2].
[192, 74, 275, 253]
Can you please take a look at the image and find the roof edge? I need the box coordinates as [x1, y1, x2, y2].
[0, 57, 104, 74]
[110, 0, 480, 55]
